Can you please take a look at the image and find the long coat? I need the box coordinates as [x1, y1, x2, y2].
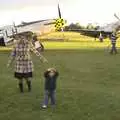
[11, 41, 38, 73]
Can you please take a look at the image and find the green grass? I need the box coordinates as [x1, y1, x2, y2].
[1, 50, 120, 120]
[1, 32, 120, 51]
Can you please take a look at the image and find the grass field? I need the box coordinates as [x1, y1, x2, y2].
[1, 32, 120, 51]
[1, 32, 120, 120]
[1, 49, 120, 120]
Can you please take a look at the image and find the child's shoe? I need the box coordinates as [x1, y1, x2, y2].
[41, 105, 47, 109]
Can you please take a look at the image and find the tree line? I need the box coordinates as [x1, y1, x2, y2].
[64, 23, 100, 31]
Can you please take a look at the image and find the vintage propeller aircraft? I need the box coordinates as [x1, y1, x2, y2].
[0, 3, 64, 46]
[0, 19, 56, 46]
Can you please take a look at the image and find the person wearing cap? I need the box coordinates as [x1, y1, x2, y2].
[7, 32, 47, 93]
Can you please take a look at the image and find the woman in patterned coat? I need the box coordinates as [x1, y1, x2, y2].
[7, 32, 47, 93]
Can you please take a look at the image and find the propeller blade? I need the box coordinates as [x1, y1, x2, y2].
[114, 13, 120, 21]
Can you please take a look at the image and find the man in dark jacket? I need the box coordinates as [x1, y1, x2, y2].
[42, 68, 59, 108]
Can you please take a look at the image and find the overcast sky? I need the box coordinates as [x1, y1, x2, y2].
[0, 0, 120, 26]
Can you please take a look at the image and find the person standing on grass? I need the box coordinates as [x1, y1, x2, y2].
[110, 32, 118, 54]
[99, 32, 103, 42]
[7, 32, 47, 93]
[32, 35, 44, 52]
[42, 68, 59, 109]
